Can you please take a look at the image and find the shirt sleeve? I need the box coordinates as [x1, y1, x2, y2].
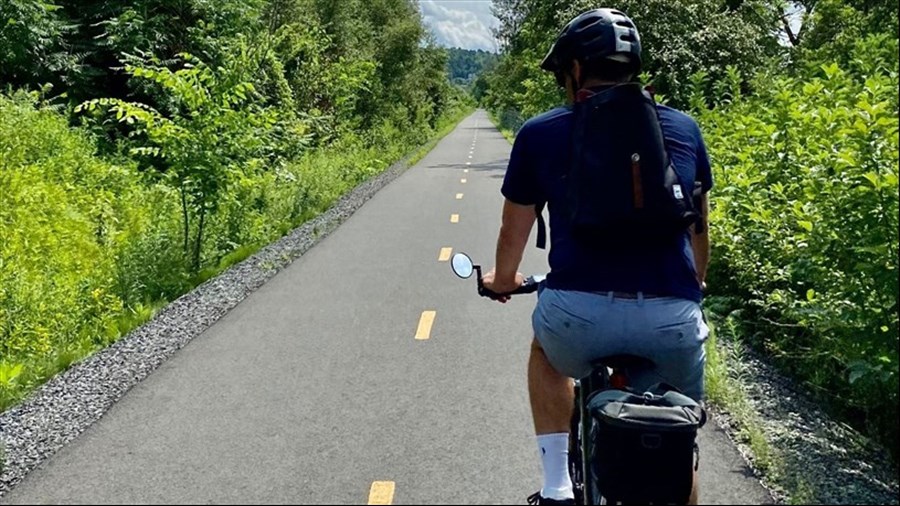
[694, 123, 714, 194]
[501, 124, 540, 205]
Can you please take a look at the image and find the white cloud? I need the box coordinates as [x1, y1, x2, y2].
[419, 1, 500, 52]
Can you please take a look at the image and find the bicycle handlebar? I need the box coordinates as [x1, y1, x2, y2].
[451, 252, 544, 300]
[473, 263, 544, 300]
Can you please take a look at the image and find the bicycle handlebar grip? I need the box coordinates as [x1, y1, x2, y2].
[478, 285, 504, 300]
[511, 276, 540, 294]
[478, 276, 541, 299]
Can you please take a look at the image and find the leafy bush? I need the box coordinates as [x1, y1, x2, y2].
[698, 57, 899, 455]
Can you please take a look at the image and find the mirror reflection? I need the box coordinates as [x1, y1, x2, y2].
[451, 252, 474, 279]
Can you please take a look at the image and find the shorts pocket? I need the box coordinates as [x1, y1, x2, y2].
[654, 319, 700, 350]
[549, 300, 595, 327]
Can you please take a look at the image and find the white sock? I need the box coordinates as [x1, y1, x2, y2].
[537, 433, 574, 500]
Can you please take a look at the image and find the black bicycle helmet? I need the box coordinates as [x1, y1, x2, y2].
[540, 8, 642, 75]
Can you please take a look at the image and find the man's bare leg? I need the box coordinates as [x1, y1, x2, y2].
[528, 338, 575, 502]
[528, 338, 574, 433]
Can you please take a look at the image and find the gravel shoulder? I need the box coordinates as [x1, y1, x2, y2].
[710, 324, 899, 505]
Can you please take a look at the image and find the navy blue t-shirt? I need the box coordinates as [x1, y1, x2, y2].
[501, 102, 713, 302]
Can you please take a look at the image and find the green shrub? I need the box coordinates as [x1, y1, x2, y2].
[699, 58, 899, 456]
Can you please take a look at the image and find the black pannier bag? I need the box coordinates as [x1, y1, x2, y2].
[586, 383, 707, 504]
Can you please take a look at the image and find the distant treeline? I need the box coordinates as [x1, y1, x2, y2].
[446, 47, 498, 85]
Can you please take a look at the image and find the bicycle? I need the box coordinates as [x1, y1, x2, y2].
[450, 252, 703, 505]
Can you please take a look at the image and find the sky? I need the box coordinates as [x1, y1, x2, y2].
[419, 0, 500, 53]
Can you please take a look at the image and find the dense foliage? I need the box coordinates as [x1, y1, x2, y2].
[699, 55, 899, 454]
[483, 0, 899, 458]
[0, 0, 473, 411]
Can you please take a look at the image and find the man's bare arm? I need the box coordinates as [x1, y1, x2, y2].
[493, 199, 536, 289]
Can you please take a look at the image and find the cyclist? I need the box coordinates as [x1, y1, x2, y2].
[481, 8, 712, 505]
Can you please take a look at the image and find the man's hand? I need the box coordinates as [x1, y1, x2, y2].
[482, 268, 525, 303]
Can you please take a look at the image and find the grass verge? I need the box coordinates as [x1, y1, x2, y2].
[487, 110, 516, 143]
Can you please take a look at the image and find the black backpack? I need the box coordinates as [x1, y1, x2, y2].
[586, 383, 707, 503]
[534, 83, 701, 249]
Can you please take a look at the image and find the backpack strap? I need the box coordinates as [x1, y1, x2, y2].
[533, 101, 577, 250]
[692, 181, 706, 234]
[643, 90, 706, 235]
[535, 201, 547, 249]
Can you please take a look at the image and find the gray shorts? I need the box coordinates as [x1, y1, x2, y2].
[533, 286, 708, 402]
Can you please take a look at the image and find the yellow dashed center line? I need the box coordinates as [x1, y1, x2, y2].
[415, 311, 437, 341]
[438, 247, 452, 261]
[368, 481, 396, 505]
[450, 214, 459, 223]
[456, 193, 464, 199]
[461, 178, 467, 183]
[464, 169, 469, 173]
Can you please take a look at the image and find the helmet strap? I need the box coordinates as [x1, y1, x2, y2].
[565, 60, 583, 100]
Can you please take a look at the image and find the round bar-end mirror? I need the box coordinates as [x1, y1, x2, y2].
[451, 252, 474, 279]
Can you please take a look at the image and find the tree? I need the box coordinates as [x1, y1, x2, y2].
[791, 0, 899, 74]
[483, 0, 785, 116]
[0, 0, 72, 89]
[77, 53, 277, 271]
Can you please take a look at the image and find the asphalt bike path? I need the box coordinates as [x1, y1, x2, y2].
[1, 110, 773, 505]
